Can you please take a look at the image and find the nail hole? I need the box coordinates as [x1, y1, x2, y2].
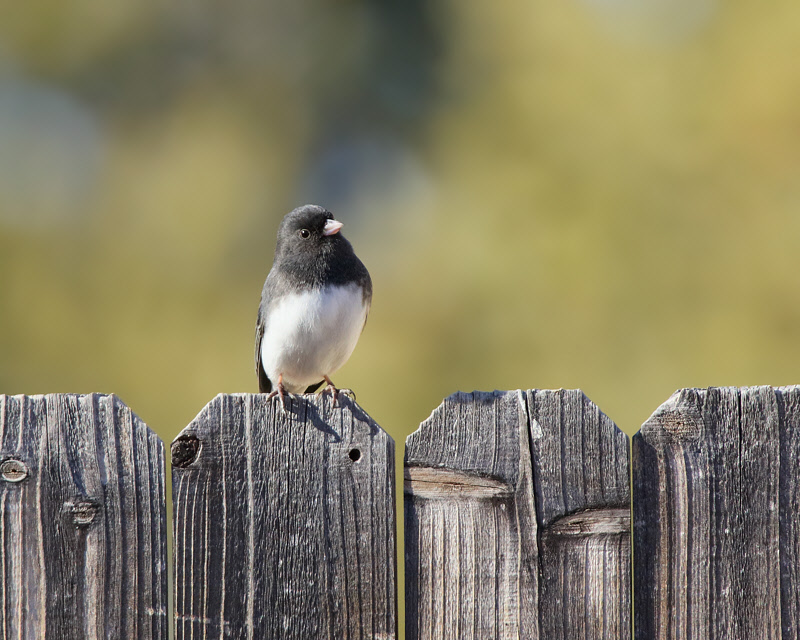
[349, 448, 361, 462]
[68, 499, 100, 527]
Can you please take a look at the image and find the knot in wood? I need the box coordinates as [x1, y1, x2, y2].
[0, 458, 28, 483]
[67, 499, 100, 527]
[545, 507, 631, 537]
[171, 435, 201, 468]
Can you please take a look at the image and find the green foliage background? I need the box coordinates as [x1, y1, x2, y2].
[1, 0, 799, 633]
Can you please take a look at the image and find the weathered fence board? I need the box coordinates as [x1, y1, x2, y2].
[527, 389, 631, 639]
[633, 386, 800, 640]
[0, 393, 167, 639]
[172, 393, 396, 640]
[404, 389, 630, 640]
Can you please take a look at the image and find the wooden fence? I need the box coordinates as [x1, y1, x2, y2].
[0, 386, 797, 638]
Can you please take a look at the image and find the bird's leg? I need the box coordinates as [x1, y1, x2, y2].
[267, 373, 289, 412]
[322, 375, 340, 406]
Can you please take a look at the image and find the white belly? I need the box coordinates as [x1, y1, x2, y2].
[260, 284, 368, 393]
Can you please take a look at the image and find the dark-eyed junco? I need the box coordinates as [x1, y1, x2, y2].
[255, 204, 372, 408]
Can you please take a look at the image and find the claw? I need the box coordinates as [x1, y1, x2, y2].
[339, 388, 356, 401]
[267, 374, 289, 413]
[321, 377, 357, 405]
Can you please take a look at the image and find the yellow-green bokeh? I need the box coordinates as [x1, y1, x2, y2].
[2, 0, 800, 636]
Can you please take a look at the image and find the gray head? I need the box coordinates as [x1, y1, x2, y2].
[275, 204, 345, 261]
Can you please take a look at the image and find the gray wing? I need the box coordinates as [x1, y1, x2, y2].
[255, 279, 273, 394]
[359, 265, 373, 333]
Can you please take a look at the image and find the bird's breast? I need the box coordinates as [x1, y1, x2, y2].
[260, 284, 368, 392]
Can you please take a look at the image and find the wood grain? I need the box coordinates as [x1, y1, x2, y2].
[404, 389, 630, 640]
[633, 386, 800, 640]
[527, 389, 631, 640]
[0, 393, 168, 639]
[172, 393, 396, 640]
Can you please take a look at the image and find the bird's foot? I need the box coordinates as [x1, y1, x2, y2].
[267, 375, 290, 413]
[322, 376, 356, 406]
[322, 376, 339, 406]
[321, 376, 340, 406]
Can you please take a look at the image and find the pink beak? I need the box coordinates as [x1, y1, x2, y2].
[323, 219, 344, 236]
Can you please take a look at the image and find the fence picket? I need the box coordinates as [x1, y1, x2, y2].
[171, 393, 396, 639]
[633, 386, 800, 640]
[0, 393, 167, 639]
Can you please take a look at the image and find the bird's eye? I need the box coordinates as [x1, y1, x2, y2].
[299, 229, 311, 239]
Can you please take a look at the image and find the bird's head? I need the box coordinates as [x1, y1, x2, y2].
[276, 204, 345, 258]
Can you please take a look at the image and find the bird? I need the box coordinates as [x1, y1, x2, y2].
[255, 204, 372, 409]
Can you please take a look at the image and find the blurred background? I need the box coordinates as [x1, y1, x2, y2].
[1, 0, 799, 633]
